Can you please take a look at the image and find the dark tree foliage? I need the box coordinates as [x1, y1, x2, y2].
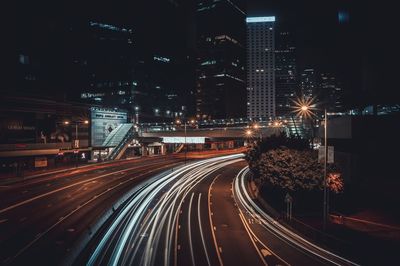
[245, 132, 309, 166]
[246, 132, 343, 192]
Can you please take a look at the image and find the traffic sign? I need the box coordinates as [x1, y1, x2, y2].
[285, 193, 293, 203]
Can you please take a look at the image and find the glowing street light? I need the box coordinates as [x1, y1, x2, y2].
[292, 97, 317, 118]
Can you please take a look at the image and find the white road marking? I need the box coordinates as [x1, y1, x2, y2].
[261, 249, 271, 257]
[197, 193, 211, 266]
[0, 163, 164, 214]
[208, 174, 224, 266]
[188, 192, 196, 266]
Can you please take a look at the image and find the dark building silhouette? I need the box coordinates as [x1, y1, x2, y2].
[195, 0, 246, 120]
[275, 30, 297, 117]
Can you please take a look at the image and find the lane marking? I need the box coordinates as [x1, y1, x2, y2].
[261, 249, 271, 257]
[174, 208, 180, 266]
[208, 174, 224, 266]
[0, 161, 178, 215]
[8, 163, 180, 263]
[238, 211, 268, 266]
[87, 155, 244, 265]
[188, 192, 196, 266]
[234, 168, 290, 266]
[197, 193, 211, 266]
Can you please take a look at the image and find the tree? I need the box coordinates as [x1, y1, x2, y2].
[246, 133, 343, 193]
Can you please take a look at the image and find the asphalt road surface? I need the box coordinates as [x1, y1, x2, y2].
[0, 151, 241, 266]
[81, 154, 359, 266]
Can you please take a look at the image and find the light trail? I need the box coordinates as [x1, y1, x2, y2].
[87, 154, 244, 266]
[187, 193, 195, 266]
[233, 167, 360, 266]
[197, 193, 211, 266]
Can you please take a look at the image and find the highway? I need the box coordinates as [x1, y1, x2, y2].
[81, 155, 359, 266]
[0, 151, 242, 266]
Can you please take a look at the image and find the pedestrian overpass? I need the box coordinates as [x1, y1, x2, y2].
[97, 124, 288, 160]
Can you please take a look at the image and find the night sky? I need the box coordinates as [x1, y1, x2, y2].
[8, 1, 399, 106]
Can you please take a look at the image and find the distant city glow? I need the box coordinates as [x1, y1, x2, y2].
[246, 16, 276, 23]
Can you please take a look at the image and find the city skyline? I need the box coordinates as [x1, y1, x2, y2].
[1, 2, 399, 266]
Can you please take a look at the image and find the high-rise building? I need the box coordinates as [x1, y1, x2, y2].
[246, 16, 276, 119]
[76, 20, 188, 122]
[299, 68, 317, 99]
[275, 30, 297, 117]
[195, 0, 246, 120]
[320, 73, 343, 112]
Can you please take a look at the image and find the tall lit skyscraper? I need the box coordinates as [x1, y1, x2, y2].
[246, 16, 276, 119]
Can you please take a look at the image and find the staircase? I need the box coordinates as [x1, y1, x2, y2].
[285, 116, 309, 139]
[102, 123, 136, 160]
[174, 143, 185, 153]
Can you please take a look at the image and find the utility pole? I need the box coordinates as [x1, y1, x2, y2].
[323, 108, 328, 231]
[184, 121, 187, 165]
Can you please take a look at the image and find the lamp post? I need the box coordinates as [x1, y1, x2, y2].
[292, 97, 317, 139]
[323, 108, 328, 231]
[293, 98, 329, 230]
[253, 123, 262, 141]
[245, 129, 253, 146]
[64, 120, 89, 167]
[134, 106, 140, 124]
[176, 119, 190, 165]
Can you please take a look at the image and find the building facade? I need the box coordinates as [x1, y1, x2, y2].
[275, 30, 297, 117]
[246, 16, 276, 119]
[195, 0, 246, 120]
[299, 68, 317, 99]
[319, 73, 343, 113]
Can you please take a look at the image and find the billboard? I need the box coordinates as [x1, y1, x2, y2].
[91, 108, 127, 147]
[162, 137, 205, 144]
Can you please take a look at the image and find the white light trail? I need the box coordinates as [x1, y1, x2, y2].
[233, 167, 360, 266]
[87, 154, 244, 266]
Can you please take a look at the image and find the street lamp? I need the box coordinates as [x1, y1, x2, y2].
[293, 97, 329, 230]
[245, 129, 253, 146]
[176, 119, 187, 164]
[63, 120, 90, 167]
[322, 108, 328, 231]
[252, 123, 263, 140]
[134, 106, 140, 124]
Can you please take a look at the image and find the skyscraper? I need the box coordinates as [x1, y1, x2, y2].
[299, 68, 317, 99]
[275, 30, 297, 117]
[320, 73, 343, 112]
[246, 16, 276, 119]
[195, 0, 246, 120]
